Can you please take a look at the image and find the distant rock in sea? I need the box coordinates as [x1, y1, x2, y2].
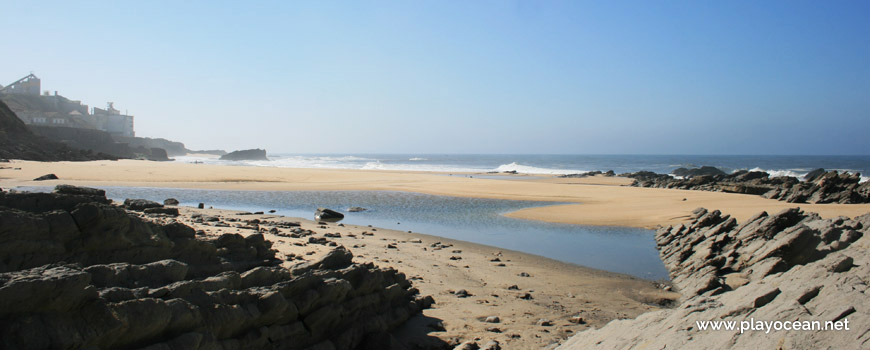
[219, 148, 268, 161]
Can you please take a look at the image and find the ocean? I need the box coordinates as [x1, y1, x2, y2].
[175, 154, 870, 181]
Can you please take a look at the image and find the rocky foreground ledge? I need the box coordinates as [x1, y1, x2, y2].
[0, 186, 432, 349]
[559, 207, 869, 349]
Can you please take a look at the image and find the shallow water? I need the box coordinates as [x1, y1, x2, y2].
[20, 186, 669, 280]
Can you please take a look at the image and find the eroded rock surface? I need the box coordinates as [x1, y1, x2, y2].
[559, 207, 869, 349]
[625, 168, 870, 204]
[0, 185, 431, 350]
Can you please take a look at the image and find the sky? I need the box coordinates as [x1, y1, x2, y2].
[2, 1, 868, 155]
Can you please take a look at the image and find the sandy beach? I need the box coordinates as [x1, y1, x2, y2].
[2, 159, 870, 229]
[156, 207, 677, 348]
[3, 160, 870, 347]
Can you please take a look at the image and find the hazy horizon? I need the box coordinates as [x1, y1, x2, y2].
[3, 1, 868, 155]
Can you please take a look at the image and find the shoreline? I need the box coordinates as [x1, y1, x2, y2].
[173, 205, 677, 348]
[3, 159, 870, 229]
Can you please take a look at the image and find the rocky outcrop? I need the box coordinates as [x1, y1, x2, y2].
[0, 99, 115, 161]
[315, 208, 345, 221]
[625, 167, 870, 204]
[0, 186, 431, 350]
[220, 149, 268, 161]
[559, 208, 869, 349]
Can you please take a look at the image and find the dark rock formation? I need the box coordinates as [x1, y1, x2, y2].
[671, 166, 727, 178]
[220, 149, 268, 161]
[559, 208, 869, 349]
[0, 99, 116, 161]
[0, 186, 431, 349]
[33, 173, 58, 181]
[123, 198, 164, 211]
[164, 198, 180, 205]
[315, 207, 345, 221]
[148, 147, 170, 161]
[624, 167, 870, 204]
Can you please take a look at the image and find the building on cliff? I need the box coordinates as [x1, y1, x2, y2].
[0, 73, 135, 137]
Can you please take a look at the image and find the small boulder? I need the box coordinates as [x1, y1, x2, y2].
[315, 208, 344, 221]
[34, 174, 59, 181]
[164, 198, 180, 205]
[484, 316, 500, 323]
[536, 318, 553, 327]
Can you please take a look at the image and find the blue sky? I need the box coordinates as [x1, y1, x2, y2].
[2, 1, 868, 154]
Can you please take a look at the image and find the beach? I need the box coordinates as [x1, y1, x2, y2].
[170, 207, 675, 348]
[3, 159, 870, 347]
[3, 159, 870, 229]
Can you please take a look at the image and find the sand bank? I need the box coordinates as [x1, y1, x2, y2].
[2, 159, 870, 229]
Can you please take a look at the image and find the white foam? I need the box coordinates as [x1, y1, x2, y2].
[409, 157, 427, 161]
[745, 167, 806, 179]
[862, 176, 869, 184]
[493, 162, 588, 175]
[360, 161, 484, 173]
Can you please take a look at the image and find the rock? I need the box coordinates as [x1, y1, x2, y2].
[518, 272, 531, 277]
[559, 209, 870, 349]
[804, 168, 827, 182]
[455, 289, 471, 298]
[568, 316, 585, 324]
[484, 316, 500, 323]
[144, 207, 180, 216]
[672, 166, 727, 178]
[147, 147, 170, 161]
[348, 206, 367, 212]
[123, 198, 163, 211]
[627, 169, 870, 204]
[198, 203, 205, 209]
[53, 184, 106, 197]
[453, 341, 479, 350]
[482, 340, 501, 350]
[33, 173, 58, 181]
[219, 148, 268, 161]
[164, 198, 180, 205]
[536, 318, 553, 326]
[0, 189, 432, 350]
[315, 207, 344, 221]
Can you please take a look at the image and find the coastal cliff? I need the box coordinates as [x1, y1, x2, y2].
[0, 186, 431, 349]
[559, 208, 869, 349]
[0, 99, 115, 161]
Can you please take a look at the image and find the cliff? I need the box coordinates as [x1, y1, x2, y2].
[0, 99, 115, 161]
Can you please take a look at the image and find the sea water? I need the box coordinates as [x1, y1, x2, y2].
[174, 154, 870, 182]
[19, 186, 669, 280]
